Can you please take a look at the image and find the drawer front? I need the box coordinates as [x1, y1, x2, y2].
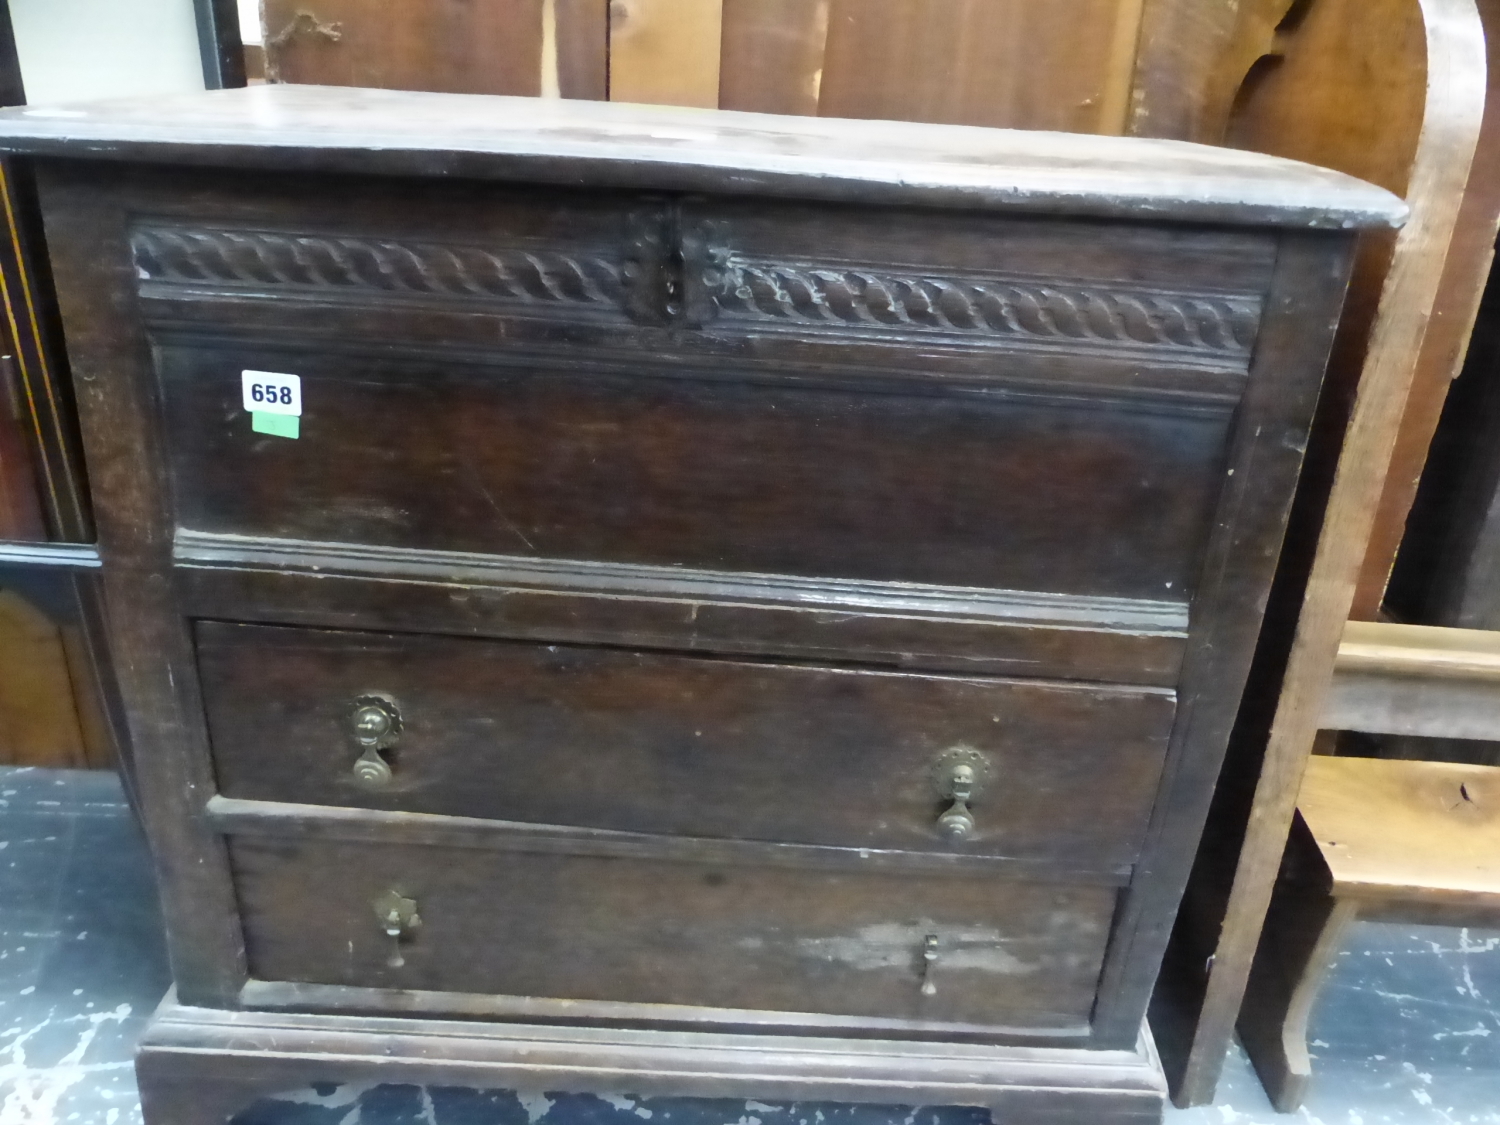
[159, 339, 1234, 601]
[138, 172, 1273, 602]
[230, 836, 1117, 1033]
[198, 622, 1176, 871]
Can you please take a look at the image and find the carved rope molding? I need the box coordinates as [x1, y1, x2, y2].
[712, 261, 1263, 356]
[131, 225, 625, 310]
[130, 223, 1262, 357]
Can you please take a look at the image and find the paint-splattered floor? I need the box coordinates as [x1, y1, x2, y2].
[0, 766, 170, 1125]
[2, 765, 1497, 1125]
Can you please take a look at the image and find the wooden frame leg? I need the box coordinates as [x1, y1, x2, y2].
[1237, 862, 1358, 1114]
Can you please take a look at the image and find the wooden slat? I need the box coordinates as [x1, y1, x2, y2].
[1100, 0, 1149, 135]
[263, 0, 548, 96]
[607, 0, 723, 108]
[1325, 622, 1500, 737]
[1327, 667, 1500, 737]
[719, 0, 829, 116]
[1299, 756, 1500, 903]
[1222, 0, 1429, 194]
[1133, 0, 1306, 144]
[1128, 0, 1242, 139]
[817, 0, 1143, 134]
[1337, 620, 1500, 681]
[1158, 0, 1490, 1107]
[555, 0, 609, 101]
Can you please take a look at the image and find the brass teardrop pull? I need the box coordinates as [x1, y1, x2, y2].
[373, 889, 420, 968]
[349, 695, 401, 788]
[932, 748, 991, 845]
[920, 933, 940, 997]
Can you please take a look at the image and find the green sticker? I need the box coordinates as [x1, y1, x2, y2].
[252, 412, 300, 439]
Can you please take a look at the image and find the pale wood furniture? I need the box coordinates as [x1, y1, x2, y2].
[1236, 621, 1500, 1110]
[1238, 755, 1500, 1111]
[1146, 0, 1497, 1104]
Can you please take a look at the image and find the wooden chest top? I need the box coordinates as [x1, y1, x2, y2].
[0, 84, 1404, 226]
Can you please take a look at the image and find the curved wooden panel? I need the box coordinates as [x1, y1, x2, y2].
[1154, 0, 1490, 1107]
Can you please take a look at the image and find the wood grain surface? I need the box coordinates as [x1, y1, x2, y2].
[134, 999, 1169, 1125]
[230, 834, 1118, 1030]
[609, 0, 723, 108]
[196, 621, 1176, 871]
[1325, 622, 1500, 739]
[262, 0, 548, 96]
[0, 86, 1406, 227]
[23, 80, 1382, 1103]
[1354, 0, 1500, 614]
[0, 588, 87, 766]
[1299, 756, 1500, 903]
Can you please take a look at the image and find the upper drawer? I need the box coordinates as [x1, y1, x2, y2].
[197, 621, 1175, 874]
[155, 335, 1238, 601]
[137, 175, 1270, 603]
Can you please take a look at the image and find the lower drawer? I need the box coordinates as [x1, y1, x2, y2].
[230, 836, 1117, 1034]
[198, 621, 1175, 868]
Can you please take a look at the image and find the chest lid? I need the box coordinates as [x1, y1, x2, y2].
[0, 84, 1405, 230]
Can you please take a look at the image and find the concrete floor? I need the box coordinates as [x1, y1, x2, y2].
[2, 765, 1497, 1125]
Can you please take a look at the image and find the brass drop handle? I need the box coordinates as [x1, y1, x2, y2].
[936, 764, 977, 841]
[920, 933, 940, 996]
[373, 890, 420, 968]
[349, 696, 401, 789]
[932, 748, 990, 845]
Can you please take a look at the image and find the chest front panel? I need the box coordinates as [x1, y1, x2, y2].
[37, 154, 1353, 1050]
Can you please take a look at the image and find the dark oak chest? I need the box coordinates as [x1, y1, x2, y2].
[0, 86, 1403, 1125]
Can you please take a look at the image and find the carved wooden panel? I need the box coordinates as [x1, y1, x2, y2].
[708, 259, 1261, 358]
[132, 223, 632, 322]
[132, 219, 1264, 364]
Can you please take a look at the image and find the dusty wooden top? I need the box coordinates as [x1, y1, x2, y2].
[0, 85, 1406, 229]
[1300, 755, 1500, 904]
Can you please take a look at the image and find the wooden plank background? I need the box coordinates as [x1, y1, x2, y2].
[261, 0, 1152, 136]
